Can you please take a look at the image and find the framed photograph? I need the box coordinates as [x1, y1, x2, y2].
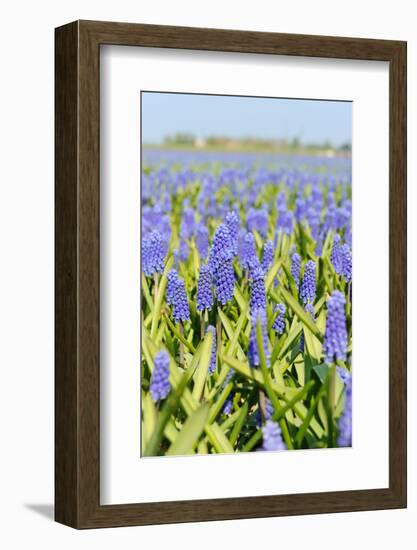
[55, 20, 407, 528]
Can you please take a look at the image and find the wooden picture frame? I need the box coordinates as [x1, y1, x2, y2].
[55, 20, 407, 529]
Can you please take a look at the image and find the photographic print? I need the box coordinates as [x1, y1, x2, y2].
[141, 91, 352, 457]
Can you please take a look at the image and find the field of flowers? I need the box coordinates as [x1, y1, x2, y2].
[141, 150, 352, 457]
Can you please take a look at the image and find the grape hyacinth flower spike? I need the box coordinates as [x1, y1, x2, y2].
[261, 420, 286, 451]
[171, 275, 190, 324]
[341, 243, 352, 283]
[261, 240, 274, 273]
[215, 259, 235, 305]
[272, 303, 286, 335]
[239, 231, 257, 271]
[300, 260, 316, 304]
[150, 351, 171, 402]
[249, 266, 267, 313]
[208, 223, 235, 305]
[323, 290, 348, 364]
[196, 264, 213, 312]
[225, 210, 240, 255]
[166, 269, 179, 306]
[337, 375, 352, 446]
[291, 252, 301, 290]
[248, 308, 270, 369]
[206, 325, 217, 374]
[142, 230, 166, 277]
[195, 223, 209, 259]
[331, 234, 343, 274]
[208, 223, 234, 274]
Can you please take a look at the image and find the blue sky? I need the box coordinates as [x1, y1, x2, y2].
[141, 92, 352, 147]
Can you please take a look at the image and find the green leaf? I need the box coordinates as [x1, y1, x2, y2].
[192, 329, 213, 400]
[279, 286, 323, 341]
[142, 392, 157, 447]
[255, 316, 293, 449]
[229, 402, 248, 446]
[304, 326, 322, 362]
[265, 257, 284, 292]
[208, 382, 233, 423]
[206, 423, 234, 454]
[166, 403, 210, 456]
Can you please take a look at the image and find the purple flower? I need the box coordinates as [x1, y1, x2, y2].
[195, 223, 209, 259]
[261, 240, 274, 272]
[265, 397, 274, 420]
[276, 191, 286, 212]
[338, 375, 352, 447]
[276, 209, 294, 235]
[323, 291, 348, 363]
[142, 230, 166, 276]
[337, 366, 351, 385]
[215, 259, 235, 305]
[248, 308, 270, 369]
[171, 275, 190, 323]
[291, 252, 301, 289]
[166, 269, 179, 305]
[225, 211, 240, 255]
[150, 351, 171, 402]
[341, 243, 352, 283]
[249, 266, 267, 313]
[179, 239, 189, 262]
[306, 207, 320, 240]
[180, 207, 195, 239]
[300, 260, 316, 304]
[247, 208, 269, 238]
[295, 196, 306, 222]
[196, 264, 213, 312]
[223, 394, 233, 415]
[261, 420, 286, 451]
[239, 231, 257, 270]
[272, 303, 286, 334]
[208, 223, 234, 274]
[331, 234, 343, 274]
[206, 325, 217, 374]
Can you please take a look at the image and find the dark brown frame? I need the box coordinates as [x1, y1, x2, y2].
[55, 20, 407, 529]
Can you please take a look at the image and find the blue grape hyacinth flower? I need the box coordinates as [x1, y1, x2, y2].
[291, 252, 301, 289]
[171, 275, 190, 324]
[142, 230, 166, 276]
[150, 350, 171, 402]
[180, 207, 195, 239]
[196, 264, 213, 312]
[323, 290, 348, 363]
[300, 260, 316, 304]
[261, 240, 274, 273]
[249, 266, 267, 313]
[341, 243, 352, 283]
[206, 325, 217, 374]
[248, 308, 270, 369]
[272, 303, 286, 334]
[261, 420, 286, 451]
[239, 231, 257, 271]
[225, 210, 240, 255]
[338, 375, 352, 447]
[247, 207, 269, 238]
[223, 394, 233, 415]
[195, 223, 209, 259]
[331, 234, 343, 274]
[215, 258, 235, 305]
[166, 269, 179, 305]
[208, 223, 234, 274]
